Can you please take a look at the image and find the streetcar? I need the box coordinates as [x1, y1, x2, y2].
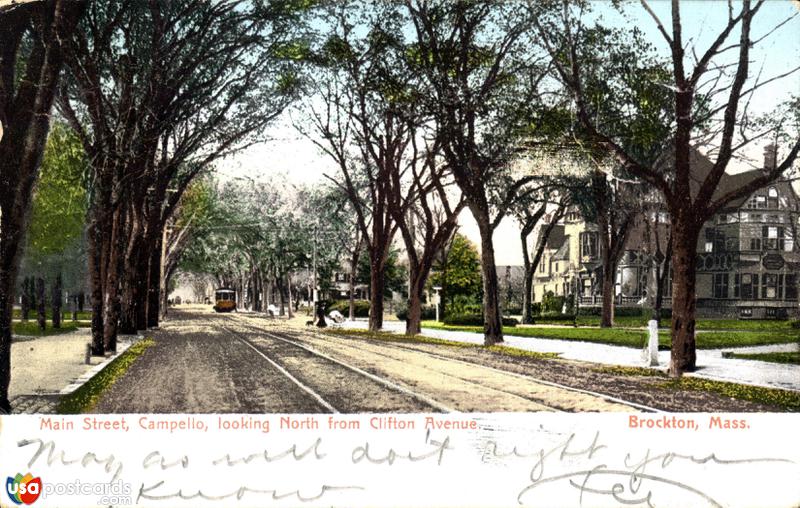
[213, 288, 237, 313]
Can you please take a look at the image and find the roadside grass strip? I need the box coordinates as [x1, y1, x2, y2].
[57, 338, 155, 414]
[722, 351, 800, 365]
[594, 365, 800, 411]
[12, 321, 80, 337]
[532, 316, 797, 331]
[325, 328, 561, 360]
[419, 321, 797, 349]
[657, 377, 800, 412]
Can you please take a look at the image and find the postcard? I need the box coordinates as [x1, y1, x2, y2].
[0, 0, 798, 507]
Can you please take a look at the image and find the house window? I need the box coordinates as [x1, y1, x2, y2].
[756, 196, 767, 209]
[713, 273, 729, 299]
[580, 232, 598, 258]
[749, 238, 761, 251]
[786, 274, 798, 300]
[739, 273, 757, 299]
[739, 307, 753, 317]
[539, 260, 546, 273]
[762, 226, 785, 250]
[761, 273, 778, 299]
[768, 187, 778, 208]
[704, 241, 713, 253]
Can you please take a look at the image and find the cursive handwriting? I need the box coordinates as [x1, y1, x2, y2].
[505, 431, 796, 508]
[352, 431, 452, 466]
[137, 481, 363, 503]
[17, 438, 123, 482]
[212, 437, 326, 466]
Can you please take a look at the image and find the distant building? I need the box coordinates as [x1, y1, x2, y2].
[533, 146, 800, 318]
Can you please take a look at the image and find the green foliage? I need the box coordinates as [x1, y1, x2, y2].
[722, 352, 799, 365]
[658, 377, 800, 412]
[395, 303, 437, 321]
[430, 234, 482, 303]
[356, 248, 407, 297]
[57, 338, 155, 414]
[443, 314, 518, 327]
[328, 299, 370, 318]
[541, 291, 564, 314]
[12, 321, 80, 337]
[25, 123, 87, 271]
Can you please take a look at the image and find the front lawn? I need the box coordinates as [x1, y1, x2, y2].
[13, 309, 92, 321]
[528, 315, 796, 331]
[13, 321, 80, 337]
[723, 351, 800, 365]
[420, 321, 798, 349]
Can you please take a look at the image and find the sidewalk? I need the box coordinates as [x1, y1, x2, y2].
[339, 320, 800, 392]
[9, 328, 138, 413]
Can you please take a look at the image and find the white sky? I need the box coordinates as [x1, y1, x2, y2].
[214, 1, 800, 266]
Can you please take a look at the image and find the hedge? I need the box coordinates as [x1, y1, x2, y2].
[328, 299, 370, 318]
[396, 305, 437, 321]
[443, 313, 518, 327]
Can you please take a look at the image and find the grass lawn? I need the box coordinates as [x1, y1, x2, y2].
[420, 320, 799, 349]
[58, 338, 155, 413]
[723, 351, 800, 365]
[531, 315, 797, 331]
[12, 320, 80, 337]
[593, 365, 800, 411]
[13, 309, 92, 321]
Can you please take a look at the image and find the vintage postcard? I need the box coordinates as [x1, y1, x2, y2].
[0, 0, 798, 507]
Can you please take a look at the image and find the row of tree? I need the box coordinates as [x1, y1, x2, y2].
[296, 0, 800, 379]
[0, 0, 309, 413]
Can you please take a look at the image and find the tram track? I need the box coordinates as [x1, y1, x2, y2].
[233, 317, 662, 413]
[208, 316, 452, 413]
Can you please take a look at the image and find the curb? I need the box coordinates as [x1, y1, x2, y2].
[58, 334, 144, 395]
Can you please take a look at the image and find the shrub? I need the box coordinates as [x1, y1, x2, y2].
[328, 299, 370, 318]
[531, 302, 542, 315]
[542, 291, 564, 313]
[791, 320, 800, 329]
[396, 304, 437, 321]
[443, 313, 517, 327]
[503, 305, 523, 315]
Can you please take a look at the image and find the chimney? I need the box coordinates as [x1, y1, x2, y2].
[763, 144, 777, 173]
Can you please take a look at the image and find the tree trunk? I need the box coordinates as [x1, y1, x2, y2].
[600, 261, 615, 328]
[0, 274, 13, 413]
[476, 216, 503, 344]
[20, 277, 30, 321]
[103, 206, 124, 353]
[368, 256, 385, 331]
[521, 266, 535, 324]
[348, 247, 360, 321]
[286, 274, 294, 319]
[147, 240, 161, 327]
[87, 218, 105, 356]
[52, 273, 62, 329]
[668, 223, 699, 376]
[36, 278, 46, 331]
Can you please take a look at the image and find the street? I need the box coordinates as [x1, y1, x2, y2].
[93, 309, 643, 413]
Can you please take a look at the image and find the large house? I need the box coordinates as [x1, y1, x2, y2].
[533, 146, 800, 319]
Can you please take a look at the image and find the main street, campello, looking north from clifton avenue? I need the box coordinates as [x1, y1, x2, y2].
[1, 0, 799, 416]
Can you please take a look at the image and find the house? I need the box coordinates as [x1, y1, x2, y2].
[533, 145, 800, 318]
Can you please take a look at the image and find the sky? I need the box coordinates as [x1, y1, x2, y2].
[214, 0, 800, 266]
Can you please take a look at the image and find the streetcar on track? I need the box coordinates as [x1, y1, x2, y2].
[213, 288, 237, 313]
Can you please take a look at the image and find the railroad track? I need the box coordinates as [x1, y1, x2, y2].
[232, 317, 663, 414]
[207, 316, 454, 413]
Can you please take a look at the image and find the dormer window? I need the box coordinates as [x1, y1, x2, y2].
[768, 187, 778, 208]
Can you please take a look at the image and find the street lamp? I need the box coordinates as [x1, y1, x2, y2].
[433, 286, 442, 322]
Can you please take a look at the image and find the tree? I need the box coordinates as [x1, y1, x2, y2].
[0, 0, 85, 413]
[536, 0, 800, 375]
[430, 234, 482, 312]
[58, 0, 303, 353]
[514, 194, 568, 324]
[406, 0, 545, 344]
